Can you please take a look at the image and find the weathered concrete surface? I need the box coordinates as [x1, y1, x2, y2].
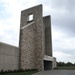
[53, 57, 57, 68]
[0, 42, 19, 71]
[33, 70, 75, 75]
[19, 4, 45, 71]
[43, 16, 52, 56]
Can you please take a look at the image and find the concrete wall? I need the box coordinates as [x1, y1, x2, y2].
[0, 42, 19, 71]
[19, 4, 45, 71]
[43, 16, 52, 56]
[53, 57, 57, 68]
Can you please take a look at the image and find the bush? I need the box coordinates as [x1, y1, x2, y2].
[0, 69, 38, 74]
[0, 70, 4, 74]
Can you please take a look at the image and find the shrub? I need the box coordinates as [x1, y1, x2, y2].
[0, 69, 38, 74]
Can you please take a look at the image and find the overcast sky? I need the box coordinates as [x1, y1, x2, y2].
[0, 0, 75, 63]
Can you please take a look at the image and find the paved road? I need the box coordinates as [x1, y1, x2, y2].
[33, 70, 75, 75]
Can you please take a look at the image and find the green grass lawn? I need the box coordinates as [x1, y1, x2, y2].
[55, 67, 75, 70]
[0, 71, 37, 75]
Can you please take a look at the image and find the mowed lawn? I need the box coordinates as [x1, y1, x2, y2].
[0, 71, 37, 75]
[55, 67, 75, 70]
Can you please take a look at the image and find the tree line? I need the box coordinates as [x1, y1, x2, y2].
[57, 62, 75, 67]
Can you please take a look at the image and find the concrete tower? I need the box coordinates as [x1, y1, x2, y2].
[19, 4, 56, 71]
[19, 5, 45, 71]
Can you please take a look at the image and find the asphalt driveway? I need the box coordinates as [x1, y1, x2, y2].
[33, 70, 75, 75]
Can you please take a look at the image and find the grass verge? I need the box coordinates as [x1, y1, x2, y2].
[54, 67, 75, 70]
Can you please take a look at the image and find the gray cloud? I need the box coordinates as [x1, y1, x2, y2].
[38, 0, 75, 36]
[50, 0, 75, 36]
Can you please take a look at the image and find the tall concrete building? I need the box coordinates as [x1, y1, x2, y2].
[19, 4, 56, 71]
